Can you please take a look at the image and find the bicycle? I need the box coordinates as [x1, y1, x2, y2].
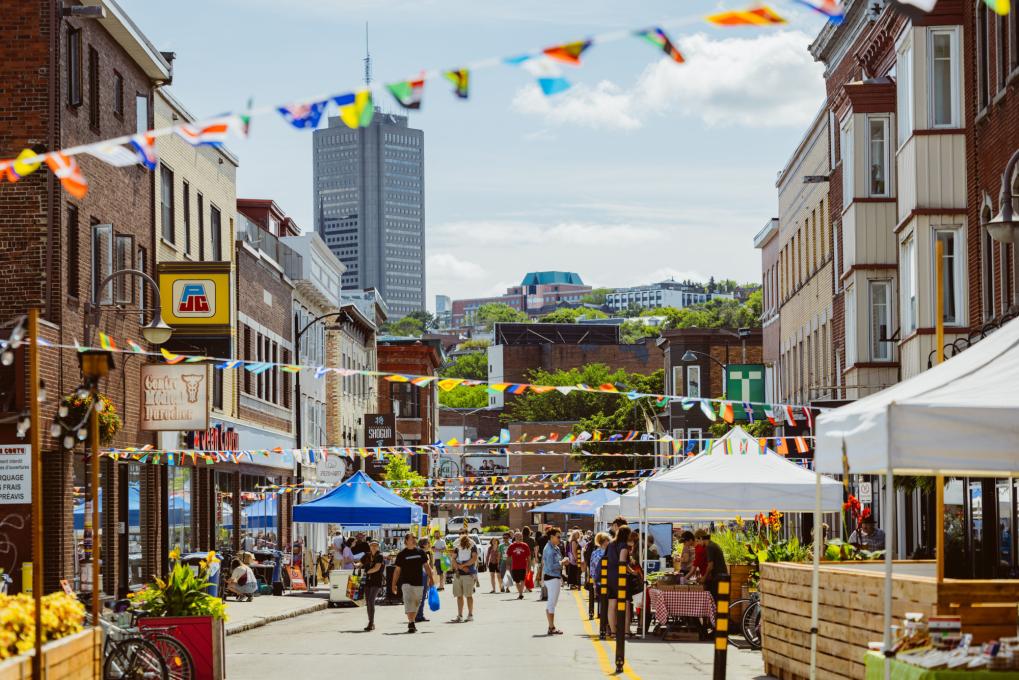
[97, 616, 167, 680]
[727, 590, 761, 649]
[130, 614, 196, 680]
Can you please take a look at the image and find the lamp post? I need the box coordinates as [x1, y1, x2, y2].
[84, 268, 173, 346]
[293, 310, 351, 457]
[983, 149, 1019, 308]
[681, 349, 727, 399]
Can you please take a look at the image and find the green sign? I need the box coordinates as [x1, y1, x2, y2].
[726, 363, 765, 420]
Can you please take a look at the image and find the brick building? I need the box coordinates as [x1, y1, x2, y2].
[376, 337, 443, 477]
[754, 218, 781, 402]
[504, 422, 586, 530]
[450, 271, 591, 327]
[0, 0, 171, 595]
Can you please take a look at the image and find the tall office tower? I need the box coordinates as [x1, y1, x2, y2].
[313, 110, 425, 319]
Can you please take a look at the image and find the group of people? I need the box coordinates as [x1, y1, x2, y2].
[672, 529, 729, 600]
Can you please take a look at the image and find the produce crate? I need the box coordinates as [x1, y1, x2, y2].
[0, 628, 100, 680]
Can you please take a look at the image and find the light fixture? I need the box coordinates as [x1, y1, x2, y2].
[78, 349, 114, 380]
[63, 434, 75, 449]
[985, 149, 1019, 244]
[141, 316, 173, 345]
[58, 405, 69, 418]
[50, 423, 62, 438]
[38, 379, 47, 402]
[1, 350, 12, 366]
[681, 350, 698, 363]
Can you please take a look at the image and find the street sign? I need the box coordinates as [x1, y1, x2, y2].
[858, 481, 873, 503]
[725, 363, 765, 420]
[139, 364, 209, 431]
[0, 445, 30, 504]
[157, 261, 232, 335]
[315, 455, 347, 485]
[364, 413, 396, 448]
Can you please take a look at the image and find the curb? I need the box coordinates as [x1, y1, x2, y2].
[225, 600, 329, 636]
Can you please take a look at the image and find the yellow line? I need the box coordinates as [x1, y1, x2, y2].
[571, 589, 641, 679]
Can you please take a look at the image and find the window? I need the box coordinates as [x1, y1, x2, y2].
[197, 193, 205, 261]
[183, 182, 193, 255]
[687, 428, 703, 452]
[929, 28, 960, 127]
[934, 228, 962, 325]
[867, 116, 890, 196]
[242, 324, 252, 395]
[869, 280, 892, 361]
[210, 204, 221, 261]
[113, 71, 124, 118]
[686, 365, 701, 398]
[67, 28, 82, 106]
[841, 116, 854, 201]
[997, 15, 1008, 91]
[91, 222, 113, 304]
[390, 382, 420, 418]
[671, 366, 683, 396]
[846, 285, 857, 366]
[113, 234, 134, 304]
[67, 205, 79, 298]
[833, 221, 842, 291]
[87, 46, 99, 131]
[901, 235, 918, 333]
[896, 39, 913, 144]
[1011, 5, 1019, 72]
[136, 245, 148, 315]
[977, 3, 991, 109]
[160, 164, 174, 243]
[136, 94, 148, 134]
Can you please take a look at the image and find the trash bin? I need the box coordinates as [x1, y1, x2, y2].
[180, 552, 222, 597]
[328, 569, 356, 608]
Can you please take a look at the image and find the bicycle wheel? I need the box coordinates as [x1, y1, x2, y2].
[104, 638, 168, 680]
[728, 598, 749, 626]
[741, 600, 762, 650]
[147, 634, 195, 680]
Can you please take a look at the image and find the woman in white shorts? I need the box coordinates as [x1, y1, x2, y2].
[451, 533, 478, 622]
[541, 528, 568, 635]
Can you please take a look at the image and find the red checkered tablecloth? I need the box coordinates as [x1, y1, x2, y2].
[647, 588, 715, 625]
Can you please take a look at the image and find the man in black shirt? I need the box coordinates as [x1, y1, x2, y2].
[391, 534, 435, 633]
[351, 532, 371, 560]
[696, 529, 728, 602]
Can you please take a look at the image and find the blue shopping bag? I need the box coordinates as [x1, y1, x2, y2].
[427, 585, 440, 612]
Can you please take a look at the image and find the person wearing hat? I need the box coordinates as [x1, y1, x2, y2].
[360, 540, 385, 631]
[849, 515, 885, 552]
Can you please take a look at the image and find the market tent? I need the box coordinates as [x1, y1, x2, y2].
[73, 485, 141, 530]
[242, 496, 278, 529]
[529, 488, 620, 516]
[292, 470, 423, 525]
[642, 427, 843, 515]
[815, 314, 1019, 476]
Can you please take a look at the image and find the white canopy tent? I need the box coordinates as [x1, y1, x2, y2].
[812, 315, 1019, 680]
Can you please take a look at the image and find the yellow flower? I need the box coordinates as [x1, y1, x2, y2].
[169, 546, 181, 561]
[205, 550, 219, 564]
[199, 560, 207, 570]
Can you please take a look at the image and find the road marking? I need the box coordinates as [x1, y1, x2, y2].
[571, 589, 641, 679]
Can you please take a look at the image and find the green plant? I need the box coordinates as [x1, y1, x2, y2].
[130, 549, 227, 621]
[61, 392, 122, 445]
[481, 525, 510, 534]
[711, 527, 753, 566]
[824, 538, 884, 562]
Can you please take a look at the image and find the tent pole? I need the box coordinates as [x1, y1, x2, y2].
[883, 465, 894, 680]
[935, 475, 944, 583]
[933, 246, 945, 585]
[641, 502, 648, 639]
[809, 468, 821, 680]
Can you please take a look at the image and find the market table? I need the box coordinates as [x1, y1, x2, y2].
[647, 587, 715, 626]
[865, 652, 1019, 680]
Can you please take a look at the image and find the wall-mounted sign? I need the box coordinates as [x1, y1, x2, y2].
[0, 445, 30, 504]
[364, 413, 396, 448]
[158, 261, 232, 335]
[140, 364, 209, 431]
[726, 363, 766, 420]
[315, 455, 347, 485]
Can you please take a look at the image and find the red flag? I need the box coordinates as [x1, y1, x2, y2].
[785, 405, 797, 427]
[720, 402, 735, 424]
[794, 437, 810, 454]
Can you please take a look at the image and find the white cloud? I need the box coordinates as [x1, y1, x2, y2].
[511, 30, 825, 130]
[427, 253, 485, 280]
[430, 220, 661, 247]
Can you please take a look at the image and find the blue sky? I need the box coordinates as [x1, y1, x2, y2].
[119, 0, 830, 309]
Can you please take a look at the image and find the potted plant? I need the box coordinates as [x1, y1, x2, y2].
[60, 391, 122, 445]
[0, 591, 95, 680]
[131, 549, 227, 680]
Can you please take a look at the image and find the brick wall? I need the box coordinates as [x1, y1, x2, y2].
[506, 422, 584, 529]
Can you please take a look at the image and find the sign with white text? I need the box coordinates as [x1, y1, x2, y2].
[364, 413, 396, 448]
[140, 364, 209, 431]
[0, 445, 31, 504]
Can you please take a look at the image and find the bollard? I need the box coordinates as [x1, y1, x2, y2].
[599, 556, 609, 639]
[712, 574, 732, 680]
[615, 564, 628, 673]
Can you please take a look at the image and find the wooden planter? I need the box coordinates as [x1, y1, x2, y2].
[759, 562, 1019, 680]
[138, 616, 225, 680]
[0, 628, 100, 680]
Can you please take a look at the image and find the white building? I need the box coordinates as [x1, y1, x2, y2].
[605, 281, 733, 312]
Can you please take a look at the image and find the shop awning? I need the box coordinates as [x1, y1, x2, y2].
[292, 470, 423, 525]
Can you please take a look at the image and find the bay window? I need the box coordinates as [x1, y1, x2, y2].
[928, 28, 960, 128]
[869, 280, 892, 361]
[845, 284, 857, 367]
[840, 116, 854, 201]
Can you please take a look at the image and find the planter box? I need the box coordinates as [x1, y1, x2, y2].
[138, 616, 225, 680]
[0, 628, 100, 680]
[759, 562, 1019, 680]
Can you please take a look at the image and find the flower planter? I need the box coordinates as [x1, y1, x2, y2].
[138, 616, 225, 680]
[0, 628, 100, 680]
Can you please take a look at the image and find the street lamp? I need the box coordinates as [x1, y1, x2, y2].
[681, 349, 727, 399]
[85, 269, 173, 345]
[293, 310, 355, 454]
[984, 149, 1019, 244]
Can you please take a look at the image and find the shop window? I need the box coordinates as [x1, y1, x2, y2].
[167, 466, 193, 555]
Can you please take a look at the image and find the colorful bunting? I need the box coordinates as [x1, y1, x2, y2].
[5, 149, 42, 182]
[706, 5, 787, 25]
[175, 117, 241, 146]
[508, 55, 571, 95]
[443, 69, 470, 99]
[699, 399, 717, 421]
[334, 90, 374, 129]
[277, 100, 329, 129]
[634, 27, 684, 63]
[793, 0, 845, 21]
[982, 0, 1010, 15]
[543, 39, 593, 65]
[87, 144, 139, 168]
[98, 332, 117, 352]
[386, 74, 426, 110]
[129, 133, 158, 170]
[44, 152, 88, 199]
[160, 347, 185, 365]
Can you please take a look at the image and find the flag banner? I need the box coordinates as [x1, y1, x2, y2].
[508, 55, 571, 95]
[634, 27, 685, 63]
[720, 401, 735, 424]
[982, 0, 1010, 14]
[334, 90, 374, 129]
[5, 149, 42, 182]
[386, 74, 426, 109]
[443, 69, 470, 98]
[793, 0, 846, 21]
[277, 100, 330, 129]
[706, 5, 788, 25]
[175, 117, 240, 146]
[543, 39, 593, 65]
[98, 332, 117, 351]
[87, 144, 140, 168]
[44, 152, 88, 199]
[699, 399, 717, 421]
[129, 134, 158, 170]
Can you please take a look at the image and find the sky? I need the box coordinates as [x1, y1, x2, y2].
[118, 0, 830, 310]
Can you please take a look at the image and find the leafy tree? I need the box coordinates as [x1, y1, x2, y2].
[580, 288, 613, 305]
[383, 316, 425, 337]
[641, 291, 763, 331]
[539, 307, 608, 323]
[438, 384, 489, 408]
[457, 338, 492, 351]
[619, 319, 659, 344]
[442, 352, 487, 380]
[405, 310, 435, 329]
[381, 453, 426, 500]
[473, 303, 528, 329]
[619, 303, 646, 318]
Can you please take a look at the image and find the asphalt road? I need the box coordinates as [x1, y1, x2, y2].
[227, 585, 770, 679]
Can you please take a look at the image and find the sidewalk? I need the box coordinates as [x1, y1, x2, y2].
[224, 587, 332, 636]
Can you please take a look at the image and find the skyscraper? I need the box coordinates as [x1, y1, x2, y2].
[313, 110, 425, 318]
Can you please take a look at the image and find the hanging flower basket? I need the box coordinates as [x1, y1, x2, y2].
[60, 392, 122, 446]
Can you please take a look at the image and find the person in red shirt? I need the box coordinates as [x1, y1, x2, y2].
[692, 529, 708, 579]
[506, 531, 532, 600]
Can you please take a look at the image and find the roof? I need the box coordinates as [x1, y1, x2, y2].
[754, 218, 779, 248]
[493, 322, 620, 346]
[520, 271, 585, 286]
[83, 0, 172, 82]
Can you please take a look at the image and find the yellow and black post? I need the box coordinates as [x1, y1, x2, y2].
[712, 574, 732, 680]
[615, 562, 628, 673]
[598, 556, 609, 638]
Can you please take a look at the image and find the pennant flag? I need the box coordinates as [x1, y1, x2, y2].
[5, 149, 42, 182]
[699, 399, 717, 421]
[793, 0, 846, 22]
[598, 383, 619, 393]
[277, 100, 329, 129]
[681, 397, 697, 410]
[175, 117, 239, 146]
[239, 97, 254, 137]
[785, 405, 798, 427]
[386, 74, 425, 110]
[684, 439, 696, 455]
[488, 383, 510, 392]
[511, 55, 571, 96]
[543, 39, 593, 65]
[775, 437, 790, 455]
[529, 385, 557, 394]
[384, 374, 411, 383]
[794, 436, 810, 454]
[334, 90, 374, 129]
[411, 376, 435, 386]
[217, 359, 242, 369]
[281, 364, 302, 373]
[634, 27, 685, 63]
[98, 332, 117, 351]
[982, 0, 1010, 15]
[245, 362, 273, 375]
[655, 396, 670, 408]
[706, 5, 788, 25]
[314, 366, 329, 379]
[438, 378, 464, 391]
[720, 401, 735, 424]
[742, 402, 756, 423]
[45, 152, 88, 199]
[443, 69, 469, 99]
[184, 355, 206, 364]
[505, 384, 528, 395]
[160, 347, 185, 365]
[803, 406, 813, 429]
[88, 144, 139, 167]
[764, 405, 777, 425]
[129, 133, 158, 170]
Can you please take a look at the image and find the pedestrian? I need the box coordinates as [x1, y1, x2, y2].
[696, 529, 728, 603]
[391, 534, 434, 633]
[605, 525, 631, 637]
[566, 530, 582, 590]
[415, 537, 433, 623]
[498, 532, 511, 593]
[485, 537, 501, 592]
[848, 515, 886, 552]
[675, 530, 696, 577]
[693, 529, 708, 579]
[225, 553, 257, 602]
[360, 540, 385, 631]
[507, 531, 531, 600]
[521, 527, 537, 592]
[432, 531, 448, 591]
[610, 516, 628, 537]
[589, 532, 611, 621]
[351, 532, 370, 560]
[541, 528, 568, 635]
[241, 532, 255, 553]
[451, 533, 478, 622]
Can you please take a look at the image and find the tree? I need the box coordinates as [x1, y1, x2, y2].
[539, 307, 608, 323]
[442, 352, 487, 380]
[405, 310, 435, 329]
[580, 287, 613, 305]
[473, 303, 528, 329]
[438, 384, 488, 408]
[383, 316, 425, 337]
[381, 454, 426, 500]
[457, 338, 492, 351]
[619, 319, 658, 344]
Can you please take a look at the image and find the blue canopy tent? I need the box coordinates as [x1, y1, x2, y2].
[242, 495, 278, 529]
[73, 486, 190, 529]
[292, 470, 423, 526]
[529, 488, 621, 517]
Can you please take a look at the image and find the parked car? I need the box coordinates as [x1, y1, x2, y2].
[446, 515, 482, 534]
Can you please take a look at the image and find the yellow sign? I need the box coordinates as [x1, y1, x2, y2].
[158, 261, 231, 334]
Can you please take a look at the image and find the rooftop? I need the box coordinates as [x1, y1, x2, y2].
[493, 322, 619, 346]
[520, 271, 585, 286]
